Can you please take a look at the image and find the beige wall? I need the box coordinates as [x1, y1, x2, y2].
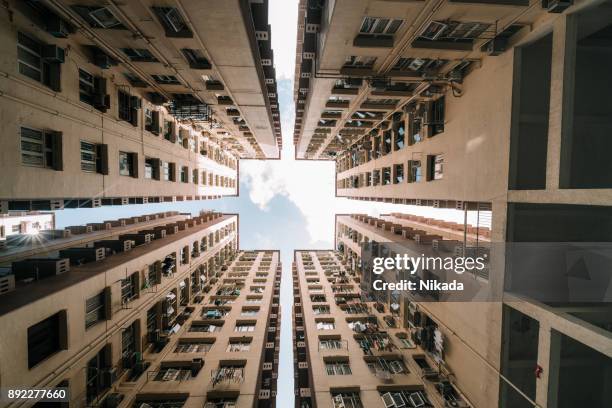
[0, 214, 244, 407]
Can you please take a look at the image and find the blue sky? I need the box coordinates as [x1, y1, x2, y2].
[54, 1, 484, 403]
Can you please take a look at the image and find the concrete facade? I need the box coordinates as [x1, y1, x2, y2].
[0, 211, 282, 408]
[331, 213, 612, 408]
[0, 0, 282, 213]
[292, 2, 612, 406]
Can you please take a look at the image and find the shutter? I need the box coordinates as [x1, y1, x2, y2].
[97, 144, 109, 175]
[154, 261, 162, 284]
[129, 97, 140, 127]
[93, 77, 109, 112]
[169, 122, 177, 143]
[151, 111, 160, 135]
[47, 63, 61, 92]
[133, 273, 141, 297]
[169, 162, 176, 181]
[129, 108, 138, 126]
[426, 155, 436, 181]
[49, 131, 63, 171]
[58, 310, 68, 349]
[152, 158, 161, 180]
[104, 286, 112, 320]
[102, 343, 112, 367]
[133, 319, 142, 352]
[130, 153, 139, 178]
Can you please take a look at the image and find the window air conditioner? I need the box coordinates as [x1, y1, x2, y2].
[542, 0, 573, 13]
[41, 45, 65, 63]
[46, 16, 71, 38]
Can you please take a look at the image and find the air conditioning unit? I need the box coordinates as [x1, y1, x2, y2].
[0, 274, 15, 295]
[130, 96, 142, 109]
[92, 93, 110, 111]
[46, 16, 71, 38]
[59, 247, 105, 265]
[191, 358, 203, 375]
[41, 45, 65, 63]
[105, 393, 123, 408]
[481, 37, 508, 56]
[102, 368, 118, 388]
[542, 0, 573, 13]
[94, 53, 113, 69]
[12, 258, 70, 281]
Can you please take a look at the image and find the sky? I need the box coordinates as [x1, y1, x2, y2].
[54, 1, 484, 404]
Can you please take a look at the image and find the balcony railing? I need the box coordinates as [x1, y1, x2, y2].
[210, 367, 245, 387]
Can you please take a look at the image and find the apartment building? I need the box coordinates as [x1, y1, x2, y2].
[293, 248, 476, 408]
[292, 0, 612, 213]
[333, 213, 611, 408]
[0, 210, 282, 408]
[0, 211, 56, 248]
[293, 2, 612, 406]
[0, 0, 282, 213]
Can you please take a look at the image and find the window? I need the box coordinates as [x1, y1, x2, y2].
[85, 290, 107, 328]
[145, 109, 160, 135]
[79, 68, 95, 104]
[80, 141, 107, 174]
[20, 127, 62, 170]
[27, 311, 66, 368]
[151, 74, 181, 85]
[180, 166, 189, 183]
[316, 321, 335, 330]
[235, 323, 256, 332]
[417, 20, 490, 44]
[135, 398, 187, 408]
[326, 361, 352, 375]
[152, 7, 193, 38]
[121, 48, 157, 62]
[367, 358, 407, 374]
[145, 157, 160, 180]
[408, 160, 422, 183]
[122, 322, 137, 366]
[382, 131, 392, 154]
[313, 305, 330, 315]
[181, 48, 211, 69]
[163, 161, 176, 181]
[227, 340, 251, 352]
[310, 294, 326, 302]
[394, 122, 405, 150]
[80, 141, 98, 172]
[344, 55, 377, 68]
[430, 96, 445, 136]
[154, 366, 192, 381]
[427, 154, 444, 181]
[163, 120, 175, 141]
[72, 6, 124, 29]
[118, 90, 140, 126]
[192, 169, 199, 184]
[360, 17, 403, 36]
[189, 322, 222, 333]
[394, 164, 404, 184]
[204, 398, 237, 408]
[17, 32, 62, 91]
[120, 274, 137, 304]
[320, 339, 344, 350]
[147, 306, 158, 341]
[241, 308, 259, 317]
[382, 167, 391, 185]
[372, 169, 380, 186]
[380, 390, 429, 408]
[119, 151, 138, 177]
[175, 340, 213, 353]
[332, 392, 363, 408]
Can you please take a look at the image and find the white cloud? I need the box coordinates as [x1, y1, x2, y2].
[240, 0, 482, 246]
